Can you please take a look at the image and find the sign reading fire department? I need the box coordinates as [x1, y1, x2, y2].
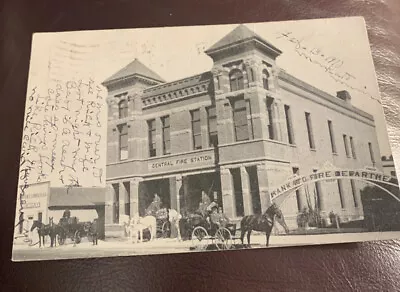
[270, 169, 397, 199]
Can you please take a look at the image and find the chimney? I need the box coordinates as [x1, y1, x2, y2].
[336, 90, 351, 103]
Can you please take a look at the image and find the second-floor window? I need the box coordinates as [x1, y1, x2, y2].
[350, 136, 356, 159]
[148, 119, 156, 157]
[207, 106, 218, 147]
[161, 116, 170, 155]
[327, 120, 337, 154]
[229, 69, 244, 92]
[343, 134, 350, 157]
[267, 97, 275, 140]
[262, 69, 269, 90]
[118, 100, 128, 119]
[368, 142, 375, 165]
[233, 98, 253, 141]
[191, 109, 202, 150]
[284, 105, 294, 144]
[305, 112, 315, 149]
[118, 123, 128, 160]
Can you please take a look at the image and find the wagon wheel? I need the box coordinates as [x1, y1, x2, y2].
[161, 221, 171, 238]
[215, 227, 232, 250]
[74, 230, 82, 244]
[191, 226, 209, 251]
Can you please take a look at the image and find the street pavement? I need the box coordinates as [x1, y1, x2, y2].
[12, 231, 400, 262]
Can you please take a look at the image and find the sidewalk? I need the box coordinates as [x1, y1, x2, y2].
[13, 231, 400, 251]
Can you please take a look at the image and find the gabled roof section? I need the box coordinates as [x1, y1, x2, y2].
[205, 24, 282, 57]
[103, 58, 166, 85]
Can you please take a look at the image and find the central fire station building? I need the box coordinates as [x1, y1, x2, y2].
[102, 25, 383, 233]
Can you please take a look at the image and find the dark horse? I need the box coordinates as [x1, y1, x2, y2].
[30, 220, 50, 247]
[240, 203, 289, 247]
[48, 217, 64, 247]
[30, 218, 63, 248]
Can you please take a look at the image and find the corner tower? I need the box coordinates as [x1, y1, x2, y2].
[102, 58, 165, 164]
[205, 24, 290, 217]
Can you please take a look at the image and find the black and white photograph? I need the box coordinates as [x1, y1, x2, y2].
[12, 16, 400, 262]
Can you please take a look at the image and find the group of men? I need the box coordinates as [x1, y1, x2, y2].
[145, 191, 233, 229]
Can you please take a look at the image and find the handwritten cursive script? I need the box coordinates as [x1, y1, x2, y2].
[18, 78, 105, 219]
[276, 31, 381, 103]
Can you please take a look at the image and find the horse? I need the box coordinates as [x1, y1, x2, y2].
[48, 217, 61, 248]
[240, 203, 289, 247]
[30, 220, 50, 248]
[129, 215, 157, 244]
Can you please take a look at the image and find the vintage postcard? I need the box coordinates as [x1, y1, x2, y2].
[12, 17, 400, 262]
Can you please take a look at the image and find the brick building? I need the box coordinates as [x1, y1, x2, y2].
[102, 24, 383, 234]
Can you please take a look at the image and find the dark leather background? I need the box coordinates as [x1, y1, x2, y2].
[1, 1, 400, 291]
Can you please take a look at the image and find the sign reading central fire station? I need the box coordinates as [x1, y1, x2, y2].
[149, 154, 214, 170]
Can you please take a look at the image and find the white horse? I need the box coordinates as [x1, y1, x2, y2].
[129, 215, 156, 243]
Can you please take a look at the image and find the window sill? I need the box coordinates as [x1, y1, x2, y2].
[310, 148, 317, 152]
[332, 152, 338, 156]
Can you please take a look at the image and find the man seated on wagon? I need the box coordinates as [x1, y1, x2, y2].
[63, 209, 71, 219]
[195, 191, 211, 217]
[217, 207, 236, 231]
[145, 193, 162, 216]
[61, 209, 73, 225]
[209, 206, 221, 229]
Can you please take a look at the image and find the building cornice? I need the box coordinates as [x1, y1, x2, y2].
[278, 71, 374, 122]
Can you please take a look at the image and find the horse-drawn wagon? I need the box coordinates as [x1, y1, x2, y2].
[57, 216, 92, 245]
[180, 213, 238, 250]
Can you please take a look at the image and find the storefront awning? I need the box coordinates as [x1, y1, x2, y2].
[48, 187, 105, 210]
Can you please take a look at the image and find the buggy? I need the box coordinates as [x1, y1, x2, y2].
[181, 213, 239, 250]
[57, 216, 92, 245]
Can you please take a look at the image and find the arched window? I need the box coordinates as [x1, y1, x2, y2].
[262, 69, 270, 90]
[229, 69, 244, 91]
[118, 99, 128, 118]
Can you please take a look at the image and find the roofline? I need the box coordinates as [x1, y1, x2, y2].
[101, 73, 165, 88]
[205, 37, 282, 56]
[278, 70, 374, 121]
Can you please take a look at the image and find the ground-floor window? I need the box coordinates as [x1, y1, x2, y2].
[112, 184, 119, 224]
[123, 182, 130, 217]
[247, 166, 261, 214]
[231, 168, 244, 217]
